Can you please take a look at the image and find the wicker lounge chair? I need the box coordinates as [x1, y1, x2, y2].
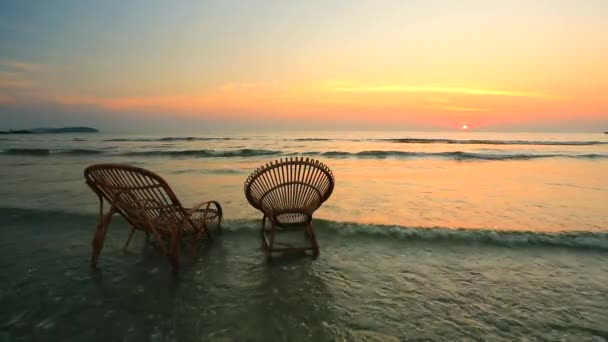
[84, 164, 223, 270]
[244, 157, 334, 258]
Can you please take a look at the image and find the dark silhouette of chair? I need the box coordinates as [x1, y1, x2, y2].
[244, 157, 334, 258]
[84, 164, 223, 270]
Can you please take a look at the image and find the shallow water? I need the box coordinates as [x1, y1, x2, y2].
[1, 131, 607, 340]
[1, 208, 607, 341]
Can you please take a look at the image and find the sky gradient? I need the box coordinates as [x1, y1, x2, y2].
[0, 0, 607, 132]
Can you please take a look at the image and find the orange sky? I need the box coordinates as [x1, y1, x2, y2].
[0, 1, 606, 130]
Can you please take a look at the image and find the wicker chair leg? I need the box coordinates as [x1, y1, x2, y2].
[169, 241, 180, 271]
[267, 221, 278, 258]
[204, 225, 212, 240]
[151, 230, 169, 256]
[308, 222, 320, 258]
[216, 213, 223, 234]
[260, 215, 266, 247]
[191, 228, 205, 257]
[260, 215, 272, 258]
[165, 225, 182, 270]
[90, 225, 104, 268]
[91, 210, 114, 268]
[190, 238, 198, 258]
[123, 227, 136, 252]
[214, 202, 223, 234]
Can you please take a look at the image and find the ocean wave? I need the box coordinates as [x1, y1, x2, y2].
[320, 220, 608, 251]
[3, 207, 606, 251]
[284, 137, 608, 146]
[57, 149, 105, 155]
[173, 168, 244, 174]
[4, 135, 608, 146]
[0, 147, 281, 158]
[304, 150, 608, 160]
[104, 137, 235, 142]
[384, 138, 608, 146]
[124, 148, 282, 158]
[2, 147, 607, 160]
[99, 136, 608, 146]
[1, 148, 105, 156]
[2, 148, 51, 156]
[219, 219, 608, 251]
[207, 169, 244, 174]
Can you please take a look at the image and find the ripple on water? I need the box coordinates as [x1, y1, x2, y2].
[0, 210, 607, 340]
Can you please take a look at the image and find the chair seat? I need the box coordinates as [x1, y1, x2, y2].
[154, 208, 221, 234]
[189, 208, 221, 226]
[274, 212, 309, 226]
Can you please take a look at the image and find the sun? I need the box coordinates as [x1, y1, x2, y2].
[461, 124, 469, 130]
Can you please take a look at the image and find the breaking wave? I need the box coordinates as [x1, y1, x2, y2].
[124, 148, 282, 158]
[58, 149, 106, 155]
[2, 148, 607, 160]
[384, 138, 608, 146]
[304, 150, 608, 160]
[219, 218, 608, 251]
[27, 135, 596, 146]
[1, 148, 105, 156]
[104, 137, 234, 142]
[4, 135, 608, 146]
[321, 221, 608, 251]
[2, 148, 51, 156]
[3, 207, 606, 251]
[286, 137, 608, 146]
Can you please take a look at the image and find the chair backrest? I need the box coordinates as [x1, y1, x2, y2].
[84, 164, 185, 229]
[244, 157, 335, 215]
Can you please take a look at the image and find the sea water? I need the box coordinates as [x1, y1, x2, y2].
[0, 131, 607, 340]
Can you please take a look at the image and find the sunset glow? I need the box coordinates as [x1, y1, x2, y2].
[1, 3, 608, 338]
[0, 1, 606, 131]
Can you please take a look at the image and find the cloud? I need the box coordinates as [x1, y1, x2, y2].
[0, 70, 32, 89]
[0, 94, 13, 104]
[0, 60, 47, 90]
[326, 84, 557, 100]
[0, 78, 573, 128]
[0, 80, 31, 88]
[50, 94, 232, 114]
[0, 71, 20, 78]
[409, 104, 490, 112]
[0, 59, 47, 72]
[46, 82, 296, 113]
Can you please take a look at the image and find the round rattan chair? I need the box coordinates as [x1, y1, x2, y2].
[244, 157, 335, 258]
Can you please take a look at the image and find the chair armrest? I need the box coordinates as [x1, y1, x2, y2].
[187, 200, 223, 222]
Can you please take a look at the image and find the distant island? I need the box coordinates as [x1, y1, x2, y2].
[0, 127, 99, 134]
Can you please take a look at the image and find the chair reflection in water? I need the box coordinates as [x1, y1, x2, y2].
[244, 157, 335, 258]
